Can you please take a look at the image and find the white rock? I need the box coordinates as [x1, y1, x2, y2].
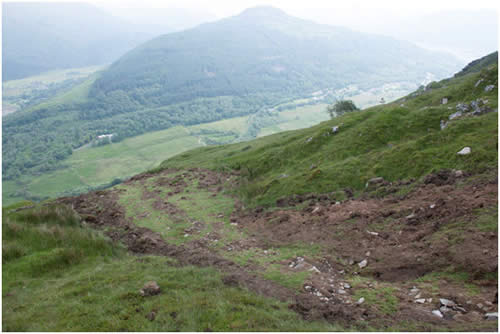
[432, 310, 444, 318]
[332, 126, 339, 133]
[415, 298, 426, 304]
[366, 231, 379, 236]
[309, 266, 321, 273]
[357, 297, 365, 304]
[429, 204, 436, 209]
[343, 283, 351, 289]
[485, 85, 495, 92]
[337, 289, 346, 294]
[457, 147, 471, 155]
[440, 298, 456, 307]
[358, 259, 368, 269]
[485, 312, 498, 320]
[365, 251, 371, 257]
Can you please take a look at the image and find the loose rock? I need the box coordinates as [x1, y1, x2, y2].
[140, 281, 161, 297]
[358, 259, 368, 269]
[485, 312, 498, 320]
[432, 310, 444, 318]
[485, 85, 495, 92]
[457, 147, 471, 155]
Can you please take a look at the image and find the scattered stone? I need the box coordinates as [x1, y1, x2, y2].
[309, 266, 321, 273]
[217, 214, 224, 218]
[427, 298, 433, 303]
[457, 147, 471, 155]
[358, 259, 368, 269]
[338, 289, 347, 294]
[366, 231, 379, 236]
[230, 223, 238, 226]
[477, 303, 484, 309]
[441, 97, 448, 104]
[475, 79, 484, 87]
[306, 137, 313, 143]
[409, 288, 420, 295]
[343, 283, 351, 289]
[485, 312, 498, 320]
[279, 174, 289, 179]
[432, 310, 444, 318]
[440, 298, 456, 307]
[365, 177, 385, 189]
[429, 204, 436, 209]
[440, 120, 448, 130]
[332, 126, 339, 134]
[415, 293, 421, 299]
[456, 103, 470, 113]
[146, 311, 156, 321]
[184, 234, 190, 237]
[310, 164, 317, 170]
[454, 170, 464, 177]
[348, 259, 355, 266]
[357, 297, 365, 305]
[365, 251, 371, 257]
[448, 111, 462, 120]
[140, 281, 161, 297]
[415, 299, 426, 304]
[485, 85, 495, 92]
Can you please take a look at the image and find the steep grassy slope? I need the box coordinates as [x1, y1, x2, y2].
[160, 60, 497, 206]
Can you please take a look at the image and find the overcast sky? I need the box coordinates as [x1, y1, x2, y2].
[4, 0, 499, 61]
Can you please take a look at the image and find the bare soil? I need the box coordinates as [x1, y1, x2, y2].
[59, 168, 498, 331]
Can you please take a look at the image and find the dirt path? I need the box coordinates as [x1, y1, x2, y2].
[58, 168, 498, 331]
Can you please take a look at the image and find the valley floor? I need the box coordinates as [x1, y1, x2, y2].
[45, 167, 498, 331]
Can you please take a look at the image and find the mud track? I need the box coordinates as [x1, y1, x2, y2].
[59, 168, 498, 330]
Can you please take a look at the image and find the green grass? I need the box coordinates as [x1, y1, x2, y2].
[3, 101, 338, 206]
[160, 65, 498, 207]
[2, 202, 345, 331]
[352, 286, 399, 315]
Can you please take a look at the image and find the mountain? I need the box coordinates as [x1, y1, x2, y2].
[2, 6, 463, 183]
[91, 6, 462, 109]
[3, 52, 497, 332]
[2, 2, 157, 81]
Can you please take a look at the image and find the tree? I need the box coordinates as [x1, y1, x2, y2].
[326, 100, 359, 119]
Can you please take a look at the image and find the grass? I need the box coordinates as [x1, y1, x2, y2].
[2, 202, 347, 331]
[352, 286, 399, 315]
[415, 269, 481, 296]
[3, 102, 337, 206]
[160, 65, 498, 207]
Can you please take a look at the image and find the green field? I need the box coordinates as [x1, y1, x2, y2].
[2, 65, 104, 115]
[2, 103, 331, 205]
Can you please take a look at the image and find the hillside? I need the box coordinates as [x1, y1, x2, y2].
[2, 6, 462, 186]
[3, 53, 497, 331]
[2, 2, 155, 81]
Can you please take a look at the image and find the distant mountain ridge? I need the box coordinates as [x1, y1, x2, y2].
[91, 6, 462, 110]
[2, 2, 158, 80]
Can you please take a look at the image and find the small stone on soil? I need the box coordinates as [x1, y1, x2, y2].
[415, 299, 426, 304]
[146, 311, 156, 321]
[357, 297, 365, 304]
[432, 310, 444, 318]
[485, 312, 498, 320]
[358, 259, 368, 269]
